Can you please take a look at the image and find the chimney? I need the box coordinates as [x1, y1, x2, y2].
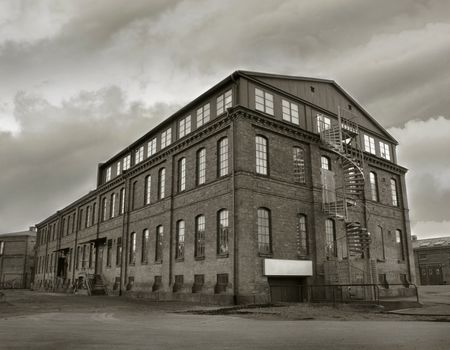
[29, 226, 37, 232]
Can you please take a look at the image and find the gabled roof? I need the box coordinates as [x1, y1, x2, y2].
[238, 70, 398, 145]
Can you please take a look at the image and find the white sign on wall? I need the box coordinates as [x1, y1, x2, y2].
[264, 259, 313, 276]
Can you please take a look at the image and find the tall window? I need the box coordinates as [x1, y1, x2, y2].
[85, 207, 90, 228]
[123, 154, 131, 170]
[297, 214, 308, 256]
[106, 167, 112, 182]
[255, 88, 274, 115]
[145, 175, 151, 205]
[217, 90, 232, 115]
[395, 229, 404, 260]
[116, 238, 122, 266]
[321, 156, 331, 170]
[106, 239, 112, 267]
[176, 220, 185, 260]
[379, 141, 391, 160]
[102, 198, 107, 221]
[178, 158, 186, 192]
[317, 114, 331, 132]
[364, 134, 376, 154]
[377, 226, 385, 260]
[0, 241, 4, 255]
[179, 115, 191, 138]
[119, 188, 125, 215]
[217, 209, 229, 255]
[293, 147, 306, 183]
[116, 161, 121, 176]
[195, 215, 206, 259]
[390, 179, 398, 206]
[196, 103, 210, 127]
[158, 168, 166, 199]
[131, 181, 137, 210]
[129, 232, 136, 264]
[142, 229, 149, 264]
[282, 99, 299, 124]
[147, 138, 157, 157]
[325, 219, 337, 257]
[155, 226, 163, 262]
[255, 136, 268, 175]
[92, 203, 96, 226]
[218, 137, 229, 177]
[161, 128, 172, 149]
[135, 146, 144, 164]
[196, 148, 206, 185]
[369, 172, 378, 201]
[110, 193, 116, 218]
[257, 208, 271, 254]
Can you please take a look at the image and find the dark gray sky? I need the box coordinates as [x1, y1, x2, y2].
[0, 0, 449, 238]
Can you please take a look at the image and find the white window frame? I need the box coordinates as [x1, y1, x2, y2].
[106, 167, 112, 182]
[161, 128, 172, 149]
[147, 138, 157, 158]
[196, 103, 210, 128]
[391, 178, 398, 206]
[116, 161, 121, 176]
[178, 115, 191, 138]
[217, 90, 232, 115]
[255, 88, 274, 115]
[364, 134, 376, 154]
[135, 146, 144, 164]
[282, 99, 299, 125]
[123, 155, 131, 170]
[379, 141, 391, 160]
[178, 158, 186, 192]
[317, 114, 331, 133]
[145, 175, 151, 205]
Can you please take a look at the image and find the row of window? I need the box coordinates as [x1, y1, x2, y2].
[369, 172, 399, 206]
[105, 90, 232, 183]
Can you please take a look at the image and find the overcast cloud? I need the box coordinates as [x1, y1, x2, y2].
[0, 0, 449, 238]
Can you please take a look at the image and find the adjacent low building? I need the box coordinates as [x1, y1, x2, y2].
[413, 236, 450, 285]
[0, 228, 36, 289]
[34, 71, 415, 303]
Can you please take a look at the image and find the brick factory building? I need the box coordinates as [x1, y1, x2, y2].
[413, 236, 450, 285]
[34, 71, 415, 303]
[0, 228, 36, 289]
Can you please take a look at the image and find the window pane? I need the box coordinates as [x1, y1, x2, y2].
[255, 136, 268, 175]
[257, 208, 271, 254]
[218, 138, 229, 176]
[217, 210, 229, 254]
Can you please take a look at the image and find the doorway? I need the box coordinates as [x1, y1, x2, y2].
[268, 277, 307, 303]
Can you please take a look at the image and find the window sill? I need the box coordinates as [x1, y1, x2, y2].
[258, 253, 273, 258]
[195, 256, 205, 261]
[216, 254, 229, 259]
[175, 258, 184, 262]
[154, 260, 163, 264]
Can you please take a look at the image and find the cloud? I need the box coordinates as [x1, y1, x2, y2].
[389, 116, 450, 238]
[0, 86, 179, 231]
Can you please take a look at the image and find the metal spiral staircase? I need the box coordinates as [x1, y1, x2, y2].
[319, 107, 370, 257]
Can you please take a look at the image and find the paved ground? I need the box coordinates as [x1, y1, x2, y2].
[0, 288, 449, 349]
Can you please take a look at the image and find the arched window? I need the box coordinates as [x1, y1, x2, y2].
[217, 209, 229, 255]
[176, 220, 185, 260]
[255, 136, 268, 175]
[195, 215, 206, 259]
[325, 219, 336, 257]
[196, 148, 206, 185]
[257, 208, 272, 254]
[390, 179, 398, 206]
[158, 168, 166, 199]
[141, 229, 149, 263]
[321, 156, 331, 170]
[369, 172, 378, 201]
[178, 158, 186, 192]
[217, 137, 229, 177]
[155, 226, 163, 262]
[129, 232, 136, 264]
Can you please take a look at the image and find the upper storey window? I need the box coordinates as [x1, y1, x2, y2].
[197, 103, 210, 128]
[218, 137, 229, 177]
[255, 136, 268, 175]
[255, 88, 274, 115]
[282, 100, 299, 125]
[116, 161, 121, 176]
[317, 114, 331, 133]
[135, 146, 144, 164]
[179, 115, 191, 138]
[217, 90, 232, 115]
[379, 141, 391, 160]
[123, 155, 131, 171]
[364, 135, 376, 154]
[161, 128, 172, 149]
[106, 167, 112, 182]
[148, 138, 157, 158]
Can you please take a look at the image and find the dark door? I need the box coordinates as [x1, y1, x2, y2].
[96, 245, 104, 274]
[268, 277, 305, 303]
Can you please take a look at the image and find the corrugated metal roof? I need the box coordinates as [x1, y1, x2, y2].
[413, 236, 450, 249]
